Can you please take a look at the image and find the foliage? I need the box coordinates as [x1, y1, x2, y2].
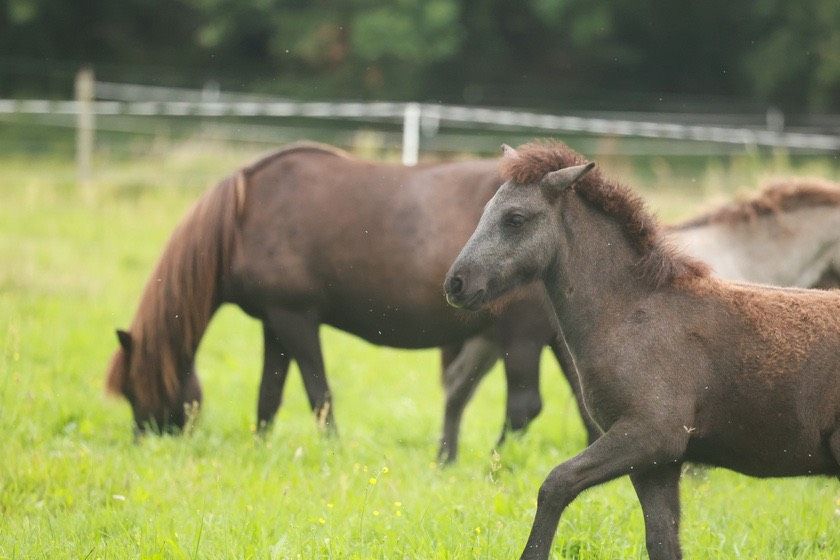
[1, 0, 839, 110]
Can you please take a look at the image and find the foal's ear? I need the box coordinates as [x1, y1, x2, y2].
[541, 162, 595, 200]
[116, 329, 133, 353]
[501, 144, 518, 158]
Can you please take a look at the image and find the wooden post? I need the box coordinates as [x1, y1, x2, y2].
[75, 66, 94, 195]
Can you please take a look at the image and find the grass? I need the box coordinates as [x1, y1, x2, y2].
[1, 141, 840, 559]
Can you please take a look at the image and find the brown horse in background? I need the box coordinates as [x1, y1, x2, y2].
[445, 140, 840, 560]
[105, 143, 585, 461]
[670, 178, 840, 288]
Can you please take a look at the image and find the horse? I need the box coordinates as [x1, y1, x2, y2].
[105, 142, 588, 462]
[670, 178, 840, 288]
[445, 140, 840, 560]
[442, 177, 840, 444]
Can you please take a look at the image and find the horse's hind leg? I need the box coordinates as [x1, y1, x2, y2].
[521, 420, 686, 560]
[813, 262, 840, 289]
[495, 300, 551, 447]
[499, 338, 543, 446]
[827, 430, 840, 472]
[440, 342, 463, 385]
[438, 334, 501, 464]
[264, 307, 336, 433]
[256, 322, 292, 431]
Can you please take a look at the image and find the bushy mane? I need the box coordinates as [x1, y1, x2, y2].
[500, 140, 709, 287]
[675, 178, 840, 229]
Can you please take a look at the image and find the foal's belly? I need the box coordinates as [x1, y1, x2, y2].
[685, 424, 838, 477]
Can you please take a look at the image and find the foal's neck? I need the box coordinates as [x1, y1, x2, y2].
[545, 195, 653, 354]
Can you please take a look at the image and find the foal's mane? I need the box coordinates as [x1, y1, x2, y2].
[500, 140, 709, 287]
[674, 178, 840, 229]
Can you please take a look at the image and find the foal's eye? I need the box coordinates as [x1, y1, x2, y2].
[505, 213, 526, 228]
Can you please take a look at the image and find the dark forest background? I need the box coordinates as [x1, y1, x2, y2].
[3, 0, 839, 113]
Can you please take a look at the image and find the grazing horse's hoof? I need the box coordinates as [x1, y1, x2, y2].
[437, 439, 457, 465]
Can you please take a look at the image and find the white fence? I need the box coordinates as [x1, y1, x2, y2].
[1, 70, 839, 184]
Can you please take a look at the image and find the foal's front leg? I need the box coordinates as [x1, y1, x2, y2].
[520, 420, 686, 560]
[631, 463, 682, 560]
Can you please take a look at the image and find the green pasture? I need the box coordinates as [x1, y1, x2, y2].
[2, 142, 839, 559]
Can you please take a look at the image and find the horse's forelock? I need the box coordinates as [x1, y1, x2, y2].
[499, 140, 587, 185]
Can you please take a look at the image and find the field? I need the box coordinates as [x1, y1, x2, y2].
[2, 140, 840, 559]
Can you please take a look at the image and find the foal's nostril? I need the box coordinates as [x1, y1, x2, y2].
[448, 275, 464, 296]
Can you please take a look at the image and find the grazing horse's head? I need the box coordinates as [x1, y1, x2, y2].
[106, 328, 202, 436]
[445, 144, 594, 311]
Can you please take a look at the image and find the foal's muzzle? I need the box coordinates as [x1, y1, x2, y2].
[444, 271, 486, 310]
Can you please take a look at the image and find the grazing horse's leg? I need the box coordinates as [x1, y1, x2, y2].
[438, 335, 501, 464]
[826, 429, 840, 469]
[548, 337, 603, 445]
[520, 420, 686, 560]
[494, 300, 552, 446]
[813, 259, 840, 289]
[256, 322, 292, 431]
[497, 336, 543, 445]
[183, 366, 203, 406]
[630, 464, 683, 560]
[264, 307, 336, 433]
[440, 343, 463, 385]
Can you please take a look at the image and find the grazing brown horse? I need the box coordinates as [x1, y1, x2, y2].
[105, 142, 587, 461]
[445, 140, 840, 560]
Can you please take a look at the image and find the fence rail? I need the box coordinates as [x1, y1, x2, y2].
[3, 72, 840, 187]
[3, 96, 839, 155]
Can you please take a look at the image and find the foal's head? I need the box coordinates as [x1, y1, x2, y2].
[106, 328, 203, 436]
[445, 144, 594, 310]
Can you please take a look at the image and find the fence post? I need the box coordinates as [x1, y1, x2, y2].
[766, 107, 784, 133]
[402, 103, 421, 166]
[75, 66, 95, 194]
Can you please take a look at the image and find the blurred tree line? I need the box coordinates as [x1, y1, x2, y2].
[2, 0, 839, 112]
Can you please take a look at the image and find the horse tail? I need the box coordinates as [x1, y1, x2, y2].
[107, 174, 239, 417]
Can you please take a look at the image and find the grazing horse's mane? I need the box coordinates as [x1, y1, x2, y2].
[500, 140, 709, 287]
[106, 142, 351, 416]
[674, 178, 840, 229]
[105, 176, 238, 413]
